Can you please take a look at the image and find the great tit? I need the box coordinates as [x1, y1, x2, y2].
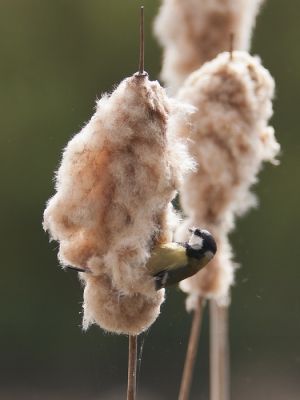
[65, 228, 217, 290]
[148, 228, 217, 290]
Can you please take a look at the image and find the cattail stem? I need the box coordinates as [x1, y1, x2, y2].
[209, 300, 230, 400]
[139, 6, 145, 74]
[178, 297, 204, 400]
[229, 32, 234, 61]
[127, 335, 138, 400]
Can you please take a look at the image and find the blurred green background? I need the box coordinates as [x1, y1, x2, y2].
[0, 1, 299, 399]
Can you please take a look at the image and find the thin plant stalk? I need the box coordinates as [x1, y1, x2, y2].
[127, 335, 138, 400]
[139, 6, 144, 74]
[220, 304, 230, 400]
[178, 297, 205, 400]
[209, 300, 230, 400]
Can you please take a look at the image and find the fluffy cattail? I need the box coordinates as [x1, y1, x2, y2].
[154, 0, 264, 94]
[175, 51, 280, 309]
[43, 72, 195, 334]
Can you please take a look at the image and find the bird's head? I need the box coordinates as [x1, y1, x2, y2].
[188, 227, 217, 261]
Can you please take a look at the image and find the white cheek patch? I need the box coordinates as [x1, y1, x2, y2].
[188, 233, 203, 250]
[205, 250, 215, 261]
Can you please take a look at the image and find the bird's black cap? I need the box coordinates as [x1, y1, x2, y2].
[188, 227, 217, 254]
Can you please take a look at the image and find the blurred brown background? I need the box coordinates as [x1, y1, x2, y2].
[0, 1, 299, 399]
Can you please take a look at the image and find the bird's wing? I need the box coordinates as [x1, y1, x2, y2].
[145, 242, 188, 275]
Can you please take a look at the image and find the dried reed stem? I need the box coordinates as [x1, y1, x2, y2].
[127, 335, 138, 400]
[229, 32, 234, 60]
[139, 6, 145, 74]
[210, 300, 229, 400]
[178, 297, 204, 400]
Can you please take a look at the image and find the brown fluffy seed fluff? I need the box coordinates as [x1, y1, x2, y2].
[175, 51, 280, 309]
[154, 0, 264, 94]
[43, 73, 195, 334]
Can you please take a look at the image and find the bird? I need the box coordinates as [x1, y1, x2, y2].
[64, 228, 217, 290]
[147, 228, 217, 290]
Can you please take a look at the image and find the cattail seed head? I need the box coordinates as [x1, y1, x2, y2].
[154, 0, 264, 94]
[44, 73, 195, 333]
[175, 51, 280, 307]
